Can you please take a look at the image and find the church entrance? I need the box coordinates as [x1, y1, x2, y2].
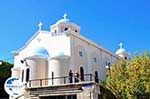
[40, 95, 77, 99]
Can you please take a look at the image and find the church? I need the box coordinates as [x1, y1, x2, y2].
[8, 14, 129, 99]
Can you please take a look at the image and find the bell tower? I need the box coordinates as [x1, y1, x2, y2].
[50, 13, 80, 36]
[115, 43, 130, 60]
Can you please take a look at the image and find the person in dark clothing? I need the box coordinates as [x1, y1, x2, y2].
[74, 71, 79, 83]
[69, 70, 73, 83]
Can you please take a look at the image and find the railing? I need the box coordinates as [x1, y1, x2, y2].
[27, 74, 96, 87]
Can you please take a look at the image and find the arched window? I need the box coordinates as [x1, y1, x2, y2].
[64, 28, 68, 31]
[95, 71, 99, 83]
[54, 30, 57, 33]
[22, 70, 24, 82]
[93, 57, 97, 63]
[75, 30, 78, 32]
[80, 67, 84, 81]
[26, 68, 30, 82]
[79, 51, 83, 57]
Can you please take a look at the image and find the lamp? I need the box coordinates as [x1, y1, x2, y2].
[0, 60, 3, 65]
[105, 62, 111, 77]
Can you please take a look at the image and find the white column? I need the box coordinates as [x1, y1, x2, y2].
[48, 56, 70, 85]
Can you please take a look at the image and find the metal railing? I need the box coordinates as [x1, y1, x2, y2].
[27, 74, 96, 87]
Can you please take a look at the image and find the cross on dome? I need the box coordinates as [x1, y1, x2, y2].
[119, 43, 123, 49]
[63, 13, 67, 19]
[38, 21, 43, 31]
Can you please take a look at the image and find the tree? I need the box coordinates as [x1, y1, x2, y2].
[0, 61, 13, 98]
[0, 61, 13, 78]
[105, 52, 150, 99]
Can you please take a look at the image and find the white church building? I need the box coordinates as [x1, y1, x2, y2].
[8, 14, 129, 99]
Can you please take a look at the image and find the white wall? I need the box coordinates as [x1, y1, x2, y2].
[70, 33, 119, 80]
[12, 31, 71, 82]
[12, 30, 119, 84]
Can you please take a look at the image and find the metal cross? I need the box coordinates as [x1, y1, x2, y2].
[63, 13, 67, 19]
[119, 43, 123, 49]
[38, 21, 43, 31]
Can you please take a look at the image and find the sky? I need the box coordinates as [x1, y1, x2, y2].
[0, 0, 150, 63]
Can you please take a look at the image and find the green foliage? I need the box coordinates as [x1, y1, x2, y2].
[105, 52, 150, 99]
[0, 61, 13, 78]
[0, 61, 13, 98]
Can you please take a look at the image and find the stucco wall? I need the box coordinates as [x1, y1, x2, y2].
[12, 31, 71, 83]
[70, 33, 119, 80]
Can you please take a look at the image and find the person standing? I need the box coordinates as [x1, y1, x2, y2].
[69, 70, 73, 83]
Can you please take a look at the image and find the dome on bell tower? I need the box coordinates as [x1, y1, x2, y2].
[50, 13, 80, 35]
[115, 43, 130, 60]
[56, 13, 70, 24]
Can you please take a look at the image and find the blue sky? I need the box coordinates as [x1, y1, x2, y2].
[0, 0, 150, 62]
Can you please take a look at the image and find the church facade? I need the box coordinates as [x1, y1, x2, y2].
[9, 14, 129, 99]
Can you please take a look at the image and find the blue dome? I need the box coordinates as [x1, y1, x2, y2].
[115, 48, 126, 54]
[32, 47, 49, 57]
[115, 43, 127, 55]
[56, 13, 70, 24]
[56, 18, 70, 24]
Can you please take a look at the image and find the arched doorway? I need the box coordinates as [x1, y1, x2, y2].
[80, 67, 84, 81]
[95, 71, 99, 83]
